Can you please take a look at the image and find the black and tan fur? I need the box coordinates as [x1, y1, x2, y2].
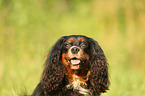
[32, 35, 109, 96]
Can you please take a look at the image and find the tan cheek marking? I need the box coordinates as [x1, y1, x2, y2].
[62, 53, 74, 79]
[62, 53, 68, 65]
[67, 38, 74, 43]
[84, 52, 90, 60]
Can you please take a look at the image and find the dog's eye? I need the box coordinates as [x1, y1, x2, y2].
[63, 43, 71, 48]
[80, 43, 87, 48]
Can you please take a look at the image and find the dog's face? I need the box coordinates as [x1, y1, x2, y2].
[62, 36, 90, 76]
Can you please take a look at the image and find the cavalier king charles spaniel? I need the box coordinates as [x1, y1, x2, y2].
[32, 35, 109, 96]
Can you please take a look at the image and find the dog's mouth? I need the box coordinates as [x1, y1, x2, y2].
[68, 59, 81, 70]
[66, 58, 86, 70]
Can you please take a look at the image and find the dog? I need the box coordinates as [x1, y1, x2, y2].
[32, 35, 109, 96]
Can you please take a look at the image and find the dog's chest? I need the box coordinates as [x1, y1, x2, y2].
[66, 75, 91, 96]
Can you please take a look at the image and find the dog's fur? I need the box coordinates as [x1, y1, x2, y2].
[32, 35, 109, 96]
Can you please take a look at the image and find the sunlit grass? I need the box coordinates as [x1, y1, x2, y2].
[0, 0, 145, 96]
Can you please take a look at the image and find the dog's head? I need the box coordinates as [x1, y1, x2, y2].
[41, 35, 109, 95]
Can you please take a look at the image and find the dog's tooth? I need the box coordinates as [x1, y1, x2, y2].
[71, 60, 81, 64]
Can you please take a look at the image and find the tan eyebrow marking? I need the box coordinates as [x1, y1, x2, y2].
[67, 38, 74, 43]
[78, 37, 85, 42]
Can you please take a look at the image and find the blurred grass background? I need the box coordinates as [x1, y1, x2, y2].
[0, 0, 145, 96]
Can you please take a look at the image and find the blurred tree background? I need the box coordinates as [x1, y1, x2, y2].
[0, 0, 145, 96]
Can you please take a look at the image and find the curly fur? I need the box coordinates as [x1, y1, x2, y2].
[32, 35, 109, 96]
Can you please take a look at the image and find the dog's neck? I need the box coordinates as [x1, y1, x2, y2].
[72, 69, 89, 76]
[66, 71, 91, 96]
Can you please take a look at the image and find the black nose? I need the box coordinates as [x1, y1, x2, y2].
[71, 47, 80, 54]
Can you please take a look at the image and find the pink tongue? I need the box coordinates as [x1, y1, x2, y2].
[71, 60, 81, 65]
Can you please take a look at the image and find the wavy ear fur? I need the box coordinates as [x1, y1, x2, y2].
[41, 37, 66, 95]
[88, 38, 109, 96]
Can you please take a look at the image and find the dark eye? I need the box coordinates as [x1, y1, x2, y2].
[81, 43, 87, 48]
[63, 43, 71, 48]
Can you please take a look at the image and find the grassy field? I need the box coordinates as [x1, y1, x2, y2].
[0, 0, 145, 96]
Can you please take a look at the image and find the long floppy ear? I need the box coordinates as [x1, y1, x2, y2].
[88, 38, 110, 95]
[40, 37, 66, 94]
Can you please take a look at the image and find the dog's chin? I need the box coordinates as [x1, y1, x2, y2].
[70, 65, 80, 70]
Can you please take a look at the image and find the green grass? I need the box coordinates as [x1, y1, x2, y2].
[0, 0, 145, 96]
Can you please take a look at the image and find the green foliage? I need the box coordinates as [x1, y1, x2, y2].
[0, 0, 145, 95]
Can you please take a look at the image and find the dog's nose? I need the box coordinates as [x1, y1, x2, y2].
[71, 47, 80, 54]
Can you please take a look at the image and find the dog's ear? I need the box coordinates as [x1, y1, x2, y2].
[88, 38, 110, 95]
[41, 37, 66, 94]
